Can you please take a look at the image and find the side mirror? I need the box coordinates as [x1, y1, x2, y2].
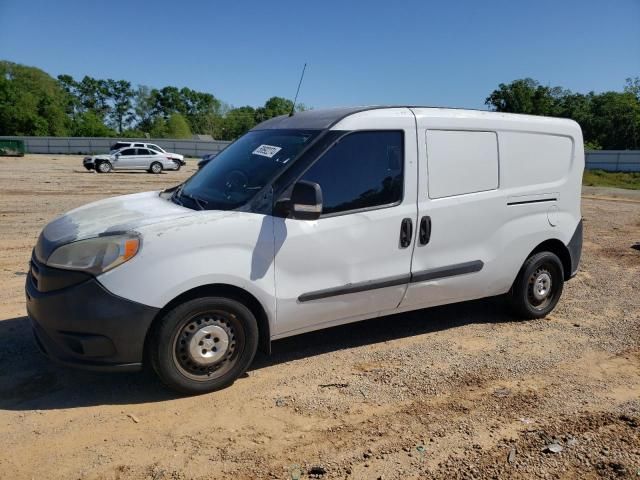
[115, 153, 120, 158]
[277, 180, 323, 220]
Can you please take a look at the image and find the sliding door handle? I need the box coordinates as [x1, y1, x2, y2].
[400, 218, 413, 248]
[419, 216, 432, 245]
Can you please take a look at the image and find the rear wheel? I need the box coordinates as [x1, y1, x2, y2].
[150, 162, 163, 174]
[97, 161, 112, 173]
[148, 297, 259, 394]
[508, 251, 564, 319]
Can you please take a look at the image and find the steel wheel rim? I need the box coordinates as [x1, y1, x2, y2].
[527, 267, 554, 310]
[172, 311, 238, 381]
[99, 163, 110, 172]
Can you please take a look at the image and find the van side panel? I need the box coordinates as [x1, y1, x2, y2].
[500, 132, 574, 189]
[426, 130, 499, 199]
[400, 109, 583, 311]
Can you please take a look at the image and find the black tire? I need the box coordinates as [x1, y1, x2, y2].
[508, 251, 564, 319]
[172, 160, 181, 171]
[148, 297, 259, 394]
[97, 161, 112, 173]
[149, 162, 163, 174]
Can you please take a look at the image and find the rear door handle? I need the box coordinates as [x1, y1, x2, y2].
[419, 216, 432, 245]
[400, 218, 413, 248]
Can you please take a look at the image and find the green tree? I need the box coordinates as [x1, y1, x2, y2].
[166, 113, 192, 138]
[485, 78, 561, 115]
[624, 77, 640, 101]
[72, 110, 116, 137]
[216, 106, 256, 140]
[132, 85, 156, 132]
[149, 117, 168, 138]
[254, 96, 294, 123]
[0, 61, 69, 135]
[106, 79, 134, 133]
[180, 87, 222, 135]
[150, 86, 185, 118]
[57, 74, 81, 119]
[589, 91, 640, 149]
[76, 75, 110, 118]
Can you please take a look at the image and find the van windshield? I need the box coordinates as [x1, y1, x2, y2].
[175, 129, 320, 210]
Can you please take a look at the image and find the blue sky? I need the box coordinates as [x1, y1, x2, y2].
[1, 0, 638, 110]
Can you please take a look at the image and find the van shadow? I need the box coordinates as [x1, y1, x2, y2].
[0, 297, 511, 411]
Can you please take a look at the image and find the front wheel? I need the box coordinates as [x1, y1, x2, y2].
[97, 161, 112, 173]
[508, 251, 564, 319]
[148, 297, 259, 394]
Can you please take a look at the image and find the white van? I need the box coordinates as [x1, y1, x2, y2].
[26, 107, 584, 394]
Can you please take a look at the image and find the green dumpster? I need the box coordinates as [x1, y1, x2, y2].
[0, 139, 25, 157]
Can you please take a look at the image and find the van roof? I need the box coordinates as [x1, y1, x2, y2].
[252, 106, 575, 130]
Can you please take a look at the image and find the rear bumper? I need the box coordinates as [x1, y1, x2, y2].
[567, 219, 583, 278]
[26, 264, 159, 371]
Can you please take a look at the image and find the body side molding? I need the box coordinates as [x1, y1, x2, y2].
[410, 260, 484, 283]
[297, 260, 484, 302]
[298, 274, 411, 303]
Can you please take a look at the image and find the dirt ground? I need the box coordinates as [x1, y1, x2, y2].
[0, 155, 638, 480]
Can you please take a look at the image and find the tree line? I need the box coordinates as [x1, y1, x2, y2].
[0, 61, 300, 140]
[485, 77, 640, 150]
[1, 60, 639, 148]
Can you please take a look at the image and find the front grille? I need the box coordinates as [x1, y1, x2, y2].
[28, 255, 91, 293]
[29, 259, 40, 290]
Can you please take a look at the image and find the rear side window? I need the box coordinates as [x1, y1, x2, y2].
[134, 143, 145, 147]
[137, 148, 151, 155]
[426, 130, 498, 199]
[301, 131, 403, 215]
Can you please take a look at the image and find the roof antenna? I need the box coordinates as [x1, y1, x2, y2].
[290, 63, 307, 116]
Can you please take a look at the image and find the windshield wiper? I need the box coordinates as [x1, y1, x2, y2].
[182, 191, 208, 210]
[170, 184, 185, 206]
[170, 183, 209, 211]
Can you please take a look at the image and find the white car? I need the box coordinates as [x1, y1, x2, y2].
[28, 106, 583, 394]
[110, 141, 186, 168]
[83, 147, 179, 173]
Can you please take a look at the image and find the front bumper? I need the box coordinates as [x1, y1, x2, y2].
[26, 259, 159, 371]
[83, 159, 95, 171]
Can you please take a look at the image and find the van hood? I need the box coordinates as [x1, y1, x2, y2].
[34, 191, 198, 262]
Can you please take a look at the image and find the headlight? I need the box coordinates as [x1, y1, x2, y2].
[47, 233, 140, 275]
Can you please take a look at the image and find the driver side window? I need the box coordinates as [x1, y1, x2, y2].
[300, 131, 404, 216]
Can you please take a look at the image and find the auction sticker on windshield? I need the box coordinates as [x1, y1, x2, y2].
[252, 144, 282, 158]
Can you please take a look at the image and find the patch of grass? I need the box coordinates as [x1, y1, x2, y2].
[583, 170, 640, 190]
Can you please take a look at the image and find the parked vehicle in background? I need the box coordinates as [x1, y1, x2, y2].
[83, 147, 179, 173]
[197, 152, 218, 169]
[110, 141, 186, 169]
[30, 107, 583, 394]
